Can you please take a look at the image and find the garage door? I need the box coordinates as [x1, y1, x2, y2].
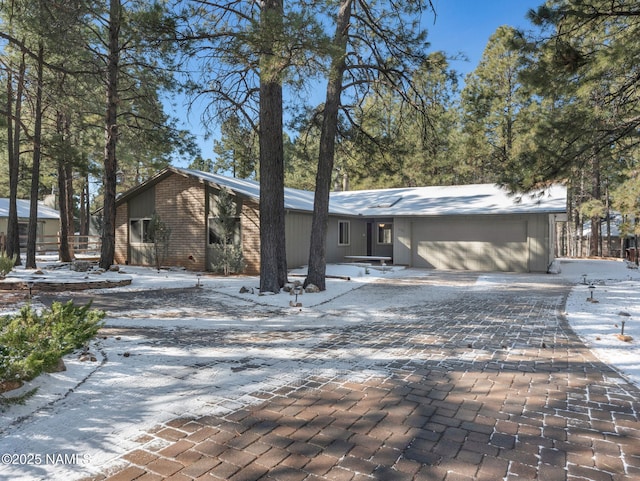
[411, 218, 529, 272]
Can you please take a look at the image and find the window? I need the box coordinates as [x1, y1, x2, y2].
[208, 217, 241, 246]
[18, 222, 46, 248]
[130, 218, 153, 244]
[377, 223, 392, 245]
[338, 220, 350, 246]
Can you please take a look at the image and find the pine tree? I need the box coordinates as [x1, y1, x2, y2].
[209, 188, 244, 276]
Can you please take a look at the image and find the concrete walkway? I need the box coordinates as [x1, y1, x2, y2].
[74, 272, 640, 481]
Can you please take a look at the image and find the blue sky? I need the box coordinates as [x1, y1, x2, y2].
[175, 1, 542, 163]
[426, 0, 540, 77]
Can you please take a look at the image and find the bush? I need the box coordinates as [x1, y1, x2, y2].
[209, 244, 245, 276]
[0, 301, 105, 384]
[0, 251, 17, 278]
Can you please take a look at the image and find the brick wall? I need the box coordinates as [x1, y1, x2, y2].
[115, 171, 263, 274]
[114, 202, 128, 265]
[241, 199, 260, 275]
[155, 173, 206, 271]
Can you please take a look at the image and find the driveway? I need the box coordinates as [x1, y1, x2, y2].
[2, 270, 640, 481]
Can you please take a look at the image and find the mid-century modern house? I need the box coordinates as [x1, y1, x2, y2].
[0, 198, 60, 249]
[113, 166, 567, 274]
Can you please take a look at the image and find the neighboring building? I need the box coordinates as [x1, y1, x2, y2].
[580, 213, 636, 259]
[0, 198, 60, 250]
[114, 166, 567, 274]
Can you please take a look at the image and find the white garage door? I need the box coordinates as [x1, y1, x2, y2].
[411, 218, 529, 272]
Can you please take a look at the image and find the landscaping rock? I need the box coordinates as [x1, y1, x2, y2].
[305, 283, 320, 293]
[71, 260, 91, 272]
[46, 358, 67, 373]
[0, 380, 23, 393]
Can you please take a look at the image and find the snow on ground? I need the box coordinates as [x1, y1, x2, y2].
[557, 258, 640, 388]
[1, 258, 639, 480]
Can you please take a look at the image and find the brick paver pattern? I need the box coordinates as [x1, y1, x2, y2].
[80, 273, 640, 481]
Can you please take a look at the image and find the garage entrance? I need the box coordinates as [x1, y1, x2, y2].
[411, 218, 529, 272]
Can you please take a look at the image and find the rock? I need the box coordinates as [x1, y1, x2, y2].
[109, 265, 120, 272]
[304, 284, 320, 293]
[71, 260, 91, 272]
[46, 358, 67, 373]
[239, 286, 251, 294]
[0, 380, 23, 393]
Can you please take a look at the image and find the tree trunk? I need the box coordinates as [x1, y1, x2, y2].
[258, 0, 287, 293]
[100, 0, 121, 270]
[305, 0, 352, 291]
[26, 44, 44, 269]
[57, 160, 73, 262]
[6, 57, 26, 266]
[79, 172, 89, 238]
[589, 154, 601, 257]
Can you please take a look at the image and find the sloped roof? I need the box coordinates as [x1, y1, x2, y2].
[0, 198, 60, 220]
[330, 183, 567, 217]
[177, 168, 567, 217]
[176, 168, 357, 215]
[119, 167, 567, 218]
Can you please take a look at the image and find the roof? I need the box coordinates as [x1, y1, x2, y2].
[118, 167, 567, 218]
[0, 198, 60, 220]
[178, 168, 344, 213]
[330, 183, 568, 217]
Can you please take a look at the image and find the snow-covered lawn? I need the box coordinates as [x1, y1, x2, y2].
[0, 258, 639, 480]
[558, 258, 640, 387]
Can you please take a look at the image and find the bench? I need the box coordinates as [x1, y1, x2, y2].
[344, 255, 392, 266]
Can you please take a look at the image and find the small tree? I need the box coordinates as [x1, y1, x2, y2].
[147, 213, 171, 272]
[0, 252, 17, 279]
[210, 188, 244, 276]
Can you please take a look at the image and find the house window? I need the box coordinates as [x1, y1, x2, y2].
[338, 220, 350, 246]
[209, 217, 241, 246]
[18, 222, 28, 247]
[377, 223, 392, 245]
[130, 218, 153, 244]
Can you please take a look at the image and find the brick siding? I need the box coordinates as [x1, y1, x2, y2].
[114, 203, 128, 265]
[155, 174, 206, 271]
[115, 171, 263, 274]
[241, 199, 260, 275]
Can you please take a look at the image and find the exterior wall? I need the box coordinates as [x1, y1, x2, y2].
[155, 174, 206, 271]
[114, 202, 128, 265]
[285, 212, 312, 269]
[393, 218, 412, 266]
[240, 199, 260, 275]
[325, 216, 368, 263]
[0, 218, 59, 251]
[397, 213, 553, 273]
[41, 219, 58, 240]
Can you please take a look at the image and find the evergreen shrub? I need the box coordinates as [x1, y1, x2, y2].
[0, 301, 105, 384]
